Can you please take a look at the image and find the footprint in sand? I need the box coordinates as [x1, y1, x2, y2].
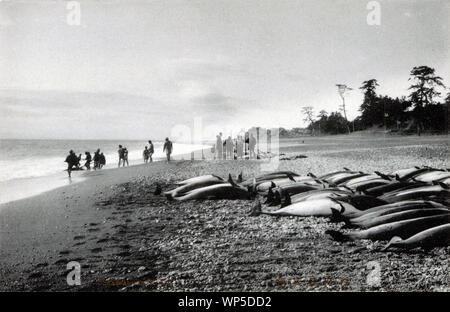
[88, 228, 100, 233]
[89, 223, 99, 226]
[59, 250, 71, 255]
[97, 238, 109, 243]
[73, 241, 86, 247]
[91, 247, 102, 253]
[74, 235, 85, 240]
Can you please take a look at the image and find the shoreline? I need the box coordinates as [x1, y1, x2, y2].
[0, 136, 449, 291]
[0, 144, 212, 206]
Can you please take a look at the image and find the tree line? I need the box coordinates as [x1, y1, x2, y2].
[301, 66, 449, 135]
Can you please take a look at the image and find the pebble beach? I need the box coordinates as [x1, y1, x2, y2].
[0, 134, 449, 292]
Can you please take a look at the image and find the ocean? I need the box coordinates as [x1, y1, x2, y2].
[0, 139, 211, 204]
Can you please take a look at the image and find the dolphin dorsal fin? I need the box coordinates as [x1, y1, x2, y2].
[228, 174, 237, 187]
[237, 172, 243, 183]
[287, 173, 295, 182]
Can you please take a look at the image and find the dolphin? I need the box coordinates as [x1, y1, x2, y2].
[283, 189, 353, 207]
[342, 174, 382, 187]
[382, 223, 450, 250]
[348, 179, 392, 192]
[240, 171, 300, 186]
[326, 213, 450, 242]
[165, 178, 228, 199]
[412, 171, 450, 183]
[363, 181, 427, 197]
[173, 181, 251, 201]
[331, 173, 370, 186]
[317, 168, 354, 180]
[250, 198, 362, 218]
[348, 208, 450, 229]
[391, 167, 436, 181]
[380, 184, 450, 203]
[176, 174, 224, 186]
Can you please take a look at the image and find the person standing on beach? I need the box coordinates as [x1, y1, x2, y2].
[163, 137, 173, 161]
[148, 140, 154, 162]
[118, 145, 124, 167]
[143, 146, 149, 163]
[65, 150, 79, 178]
[216, 133, 223, 160]
[84, 151, 92, 170]
[93, 149, 101, 170]
[123, 147, 129, 166]
[99, 153, 106, 169]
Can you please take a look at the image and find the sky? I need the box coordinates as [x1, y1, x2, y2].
[0, 0, 449, 140]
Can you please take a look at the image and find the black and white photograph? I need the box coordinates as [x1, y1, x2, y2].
[0, 0, 449, 298]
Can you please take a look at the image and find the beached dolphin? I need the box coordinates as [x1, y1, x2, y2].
[176, 174, 224, 186]
[325, 172, 368, 185]
[382, 223, 450, 250]
[240, 171, 300, 187]
[389, 167, 434, 181]
[347, 208, 450, 229]
[266, 184, 319, 205]
[253, 177, 298, 193]
[250, 198, 363, 218]
[344, 178, 392, 192]
[282, 189, 353, 207]
[341, 174, 381, 187]
[165, 178, 228, 199]
[317, 168, 354, 180]
[331, 200, 446, 222]
[172, 178, 251, 201]
[326, 213, 450, 242]
[411, 170, 450, 183]
[380, 184, 450, 203]
[363, 181, 427, 197]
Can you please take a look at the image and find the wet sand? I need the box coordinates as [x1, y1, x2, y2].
[0, 135, 449, 291]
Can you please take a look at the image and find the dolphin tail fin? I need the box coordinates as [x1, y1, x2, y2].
[266, 188, 274, 204]
[249, 200, 262, 217]
[165, 192, 174, 201]
[343, 167, 351, 171]
[382, 236, 403, 251]
[237, 172, 243, 183]
[329, 208, 350, 225]
[439, 182, 449, 189]
[325, 230, 350, 242]
[308, 172, 317, 178]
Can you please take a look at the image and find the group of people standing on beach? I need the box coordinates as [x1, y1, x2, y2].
[212, 132, 257, 160]
[65, 149, 106, 177]
[64, 138, 174, 177]
[142, 137, 173, 163]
